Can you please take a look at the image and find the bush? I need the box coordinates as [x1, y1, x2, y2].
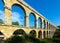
[52, 38, 60, 43]
[6, 35, 26, 43]
[6, 34, 60, 43]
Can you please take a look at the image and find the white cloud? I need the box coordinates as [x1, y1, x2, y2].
[12, 12, 24, 25]
[0, 10, 24, 25]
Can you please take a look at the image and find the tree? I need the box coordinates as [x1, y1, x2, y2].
[53, 29, 60, 38]
[57, 26, 60, 28]
[53, 26, 60, 38]
[6, 35, 26, 43]
[0, 19, 3, 24]
[12, 21, 19, 26]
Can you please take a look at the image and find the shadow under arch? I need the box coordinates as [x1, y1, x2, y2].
[12, 3, 26, 26]
[38, 31, 42, 38]
[0, 31, 4, 40]
[43, 31, 46, 38]
[0, 31, 4, 43]
[29, 13, 36, 28]
[13, 29, 26, 36]
[29, 30, 36, 37]
[47, 31, 48, 38]
[43, 20, 46, 29]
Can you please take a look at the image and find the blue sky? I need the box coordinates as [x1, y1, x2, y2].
[0, 0, 60, 26]
[24, 0, 60, 26]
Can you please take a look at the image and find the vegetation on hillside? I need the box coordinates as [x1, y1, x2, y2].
[57, 26, 60, 28]
[53, 26, 60, 38]
[0, 19, 4, 24]
[0, 18, 19, 26]
[5, 35, 47, 43]
[12, 21, 19, 26]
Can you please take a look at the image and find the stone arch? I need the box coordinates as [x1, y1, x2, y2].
[13, 29, 26, 36]
[29, 13, 36, 28]
[38, 31, 42, 38]
[12, 4, 26, 26]
[29, 30, 36, 37]
[12, 4, 26, 14]
[38, 17, 42, 29]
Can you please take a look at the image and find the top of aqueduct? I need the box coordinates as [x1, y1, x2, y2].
[3, 0, 58, 29]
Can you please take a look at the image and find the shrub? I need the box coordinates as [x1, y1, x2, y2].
[52, 38, 60, 43]
[6, 35, 27, 43]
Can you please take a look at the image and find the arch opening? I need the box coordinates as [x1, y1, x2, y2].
[43, 31, 46, 38]
[12, 4, 26, 27]
[29, 30, 36, 37]
[29, 13, 36, 28]
[13, 29, 26, 36]
[38, 31, 42, 38]
[47, 31, 48, 38]
[43, 20, 45, 29]
[0, 0, 4, 24]
[38, 17, 42, 29]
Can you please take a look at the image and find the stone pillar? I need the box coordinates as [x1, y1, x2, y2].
[52, 25, 54, 30]
[36, 31, 38, 38]
[4, 6, 12, 25]
[45, 31, 47, 38]
[49, 31, 50, 38]
[25, 11, 30, 28]
[25, 15, 29, 28]
[52, 25, 53, 30]
[42, 31, 44, 39]
[50, 31, 52, 38]
[35, 18, 38, 29]
[49, 24, 50, 30]
[49, 24, 51, 30]
[50, 25, 51, 30]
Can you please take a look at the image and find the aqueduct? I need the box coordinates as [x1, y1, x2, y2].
[0, 0, 58, 40]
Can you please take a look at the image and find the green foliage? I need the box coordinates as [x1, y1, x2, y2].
[52, 38, 60, 43]
[0, 19, 3, 24]
[6, 35, 26, 43]
[6, 34, 48, 43]
[12, 21, 19, 26]
[24, 34, 47, 43]
[42, 38, 53, 43]
[53, 29, 60, 38]
[5, 34, 60, 43]
[57, 26, 60, 28]
[27, 34, 41, 43]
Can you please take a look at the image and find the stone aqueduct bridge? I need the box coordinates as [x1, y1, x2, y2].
[0, 0, 58, 40]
